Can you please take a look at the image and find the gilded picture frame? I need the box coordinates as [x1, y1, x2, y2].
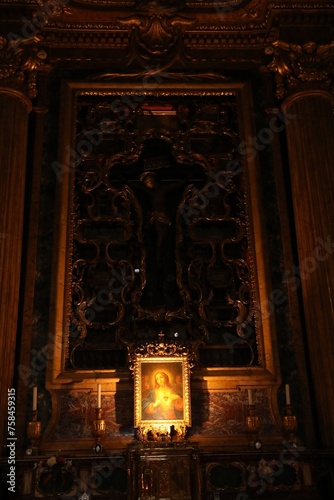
[134, 354, 191, 441]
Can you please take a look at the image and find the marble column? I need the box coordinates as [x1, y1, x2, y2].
[0, 86, 31, 454]
[281, 89, 334, 446]
[268, 39, 334, 449]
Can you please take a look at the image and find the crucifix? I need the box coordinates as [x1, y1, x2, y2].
[112, 154, 203, 308]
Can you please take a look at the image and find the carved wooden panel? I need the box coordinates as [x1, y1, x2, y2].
[128, 445, 199, 499]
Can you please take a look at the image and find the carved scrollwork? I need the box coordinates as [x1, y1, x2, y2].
[65, 91, 258, 369]
[130, 337, 190, 361]
[123, 334, 200, 372]
[176, 163, 254, 352]
[267, 39, 334, 99]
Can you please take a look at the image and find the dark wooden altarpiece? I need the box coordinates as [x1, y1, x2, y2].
[1, 0, 334, 498]
[42, 78, 282, 499]
[59, 83, 261, 372]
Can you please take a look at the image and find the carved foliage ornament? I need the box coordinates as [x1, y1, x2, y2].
[0, 35, 45, 98]
[128, 337, 193, 371]
[267, 39, 334, 99]
[117, 13, 195, 67]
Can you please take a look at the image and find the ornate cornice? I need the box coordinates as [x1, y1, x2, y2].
[1, 1, 334, 76]
[0, 35, 47, 98]
[267, 40, 334, 99]
[41, 18, 275, 56]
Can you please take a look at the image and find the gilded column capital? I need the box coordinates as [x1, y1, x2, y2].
[0, 35, 46, 101]
[266, 39, 334, 100]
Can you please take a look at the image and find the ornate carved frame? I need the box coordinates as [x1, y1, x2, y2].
[132, 343, 191, 441]
[44, 79, 282, 449]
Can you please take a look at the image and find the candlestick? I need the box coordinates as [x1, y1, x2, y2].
[97, 384, 101, 408]
[285, 384, 291, 405]
[245, 405, 261, 447]
[248, 389, 253, 405]
[32, 386, 38, 412]
[283, 405, 297, 441]
[92, 407, 106, 450]
[27, 410, 42, 454]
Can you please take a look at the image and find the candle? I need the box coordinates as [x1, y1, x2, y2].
[32, 386, 38, 411]
[285, 384, 291, 405]
[97, 384, 101, 408]
[248, 389, 253, 405]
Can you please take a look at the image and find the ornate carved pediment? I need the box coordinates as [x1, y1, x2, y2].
[267, 39, 334, 99]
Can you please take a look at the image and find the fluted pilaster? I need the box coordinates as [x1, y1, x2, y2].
[269, 39, 334, 447]
[0, 86, 31, 454]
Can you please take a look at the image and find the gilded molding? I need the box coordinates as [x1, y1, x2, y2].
[267, 39, 334, 99]
[41, 27, 269, 53]
[71, 0, 134, 5]
[269, 1, 334, 8]
[71, 0, 250, 9]
[0, 0, 73, 11]
[0, 35, 46, 99]
[89, 71, 230, 82]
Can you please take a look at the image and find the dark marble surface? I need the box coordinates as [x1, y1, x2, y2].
[190, 389, 278, 436]
[52, 388, 278, 440]
[54, 391, 134, 439]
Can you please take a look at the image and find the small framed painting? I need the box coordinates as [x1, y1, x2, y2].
[134, 354, 191, 440]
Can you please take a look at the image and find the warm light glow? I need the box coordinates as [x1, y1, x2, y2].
[97, 384, 101, 408]
[247, 389, 253, 405]
[32, 386, 38, 412]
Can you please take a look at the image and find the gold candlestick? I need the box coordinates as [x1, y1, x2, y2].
[245, 404, 261, 447]
[27, 410, 42, 452]
[92, 407, 106, 451]
[283, 404, 297, 441]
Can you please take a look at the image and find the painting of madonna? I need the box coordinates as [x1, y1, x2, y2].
[142, 369, 184, 420]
